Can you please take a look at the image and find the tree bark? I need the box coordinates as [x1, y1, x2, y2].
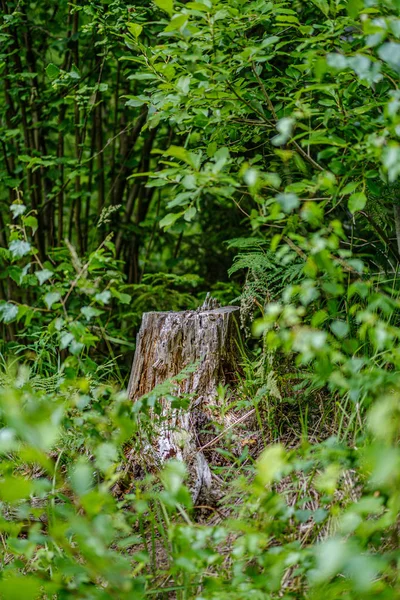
[127, 304, 240, 503]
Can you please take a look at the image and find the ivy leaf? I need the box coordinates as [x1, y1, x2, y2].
[23, 216, 38, 235]
[60, 332, 74, 350]
[10, 204, 26, 219]
[331, 320, 349, 339]
[9, 240, 31, 258]
[95, 290, 111, 305]
[378, 43, 400, 73]
[44, 292, 61, 309]
[81, 306, 103, 321]
[348, 192, 367, 213]
[0, 303, 18, 324]
[276, 193, 300, 213]
[35, 269, 53, 285]
[154, 0, 174, 16]
[69, 340, 84, 355]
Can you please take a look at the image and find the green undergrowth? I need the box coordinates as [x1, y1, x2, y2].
[0, 346, 399, 599]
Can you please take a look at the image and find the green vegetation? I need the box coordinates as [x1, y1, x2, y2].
[0, 0, 400, 598]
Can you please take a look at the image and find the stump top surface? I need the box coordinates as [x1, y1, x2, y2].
[144, 305, 240, 317]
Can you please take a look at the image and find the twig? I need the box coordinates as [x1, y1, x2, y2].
[197, 409, 255, 452]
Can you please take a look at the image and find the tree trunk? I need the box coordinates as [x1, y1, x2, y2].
[127, 304, 240, 503]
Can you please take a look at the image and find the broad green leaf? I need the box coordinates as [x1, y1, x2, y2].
[187, 1, 211, 11]
[9, 239, 31, 258]
[348, 192, 367, 213]
[23, 215, 38, 235]
[272, 117, 295, 146]
[378, 42, 400, 73]
[176, 76, 191, 94]
[44, 292, 61, 309]
[46, 62, 61, 80]
[165, 14, 188, 31]
[128, 23, 143, 38]
[0, 575, 42, 600]
[94, 442, 119, 472]
[159, 212, 183, 229]
[347, 0, 363, 17]
[276, 193, 299, 213]
[95, 290, 112, 305]
[164, 145, 193, 165]
[311, 0, 329, 16]
[70, 459, 93, 496]
[0, 476, 32, 503]
[0, 303, 18, 324]
[184, 206, 197, 222]
[331, 320, 349, 338]
[60, 332, 74, 350]
[341, 182, 359, 196]
[69, 340, 84, 355]
[154, 0, 173, 16]
[81, 306, 103, 321]
[35, 268, 53, 285]
[10, 203, 26, 219]
[256, 444, 288, 485]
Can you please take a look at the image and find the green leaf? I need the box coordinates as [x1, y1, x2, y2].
[276, 193, 299, 213]
[0, 575, 42, 600]
[378, 43, 400, 73]
[10, 203, 26, 219]
[46, 62, 61, 80]
[341, 182, 359, 196]
[69, 340, 84, 355]
[311, 0, 329, 16]
[23, 215, 38, 235]
[164, 145, 193, 165]
[9, 239, 31, 258]
[70, 459, 93, 496]
[35, 269, 53, 285]
[159, 212, 183, 229]
[0, 303, 18, 324]
[81, 306, 103, 321]
[348, 192, 367, 213]
[272, 117, 295, 146]
[95, 290, 111, 305]
[128, 23, 143, 38]
[256, 444, 288, 485]
[0, 476, 32, 503]
[94, 442, 119, 472]
[60, 332, 74, 350]
[184, 206, 197, 222]
[44, 292, 61, 309]
[347, 0, 363, 17]
[331, 320, 349, 338]
[154, 0, 174, 16]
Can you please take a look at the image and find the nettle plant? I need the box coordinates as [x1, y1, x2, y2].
[0, 200, 133, 376]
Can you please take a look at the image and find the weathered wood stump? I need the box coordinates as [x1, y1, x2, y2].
[127, 303, 240, 503]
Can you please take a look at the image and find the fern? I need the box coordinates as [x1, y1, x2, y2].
[227, 238, 304, 331]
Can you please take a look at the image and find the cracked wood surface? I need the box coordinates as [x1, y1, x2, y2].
[128, 306, 240, 502]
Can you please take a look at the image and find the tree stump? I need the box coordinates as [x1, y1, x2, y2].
[127, 303, 240, 503]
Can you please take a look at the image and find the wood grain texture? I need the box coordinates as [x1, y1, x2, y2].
[128, 306, 240, 502]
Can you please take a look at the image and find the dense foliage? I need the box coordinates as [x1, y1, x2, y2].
[0, 0, 400, 598]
